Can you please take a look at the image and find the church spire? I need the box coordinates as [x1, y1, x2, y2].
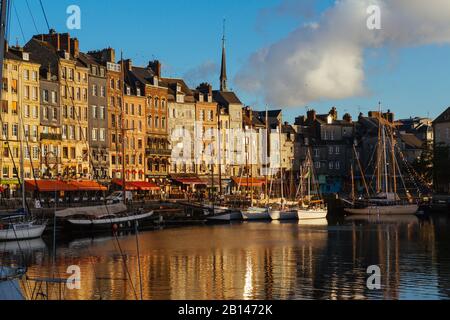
[220, 19, 228, 92]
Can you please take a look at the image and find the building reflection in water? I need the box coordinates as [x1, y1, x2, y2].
[0, 215, 448, 300]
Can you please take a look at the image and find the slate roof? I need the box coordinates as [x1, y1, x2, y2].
[213, 90, 242, 106]
[433, 107, 450, 124]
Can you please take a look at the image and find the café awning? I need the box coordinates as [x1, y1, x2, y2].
[129, 181, 160, 191]
[25, 180, 78, 192]
[172, 177, 207, 186]
[111, 179, 139, 191]
[68, 181, 107, 191]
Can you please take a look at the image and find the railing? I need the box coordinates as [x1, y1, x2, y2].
[146, 148, 172, 156]
[40, 133, 63, 141]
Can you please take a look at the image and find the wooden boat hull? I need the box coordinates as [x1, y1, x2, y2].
[206, 211, 243, 222]
[297, 209, 328, 220]
[0, 223, 46, 241]
[242, 208, 271, 221]
[344, 205, 418, 215]
[269, 210, 298, 220]
[66, 211, 154, 230]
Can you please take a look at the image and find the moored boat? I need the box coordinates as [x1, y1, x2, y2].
[0, 218, 47, 241]
[242, 207, 271, 220]
[269, 209, 298, 220]
[56, 203, 154, 230]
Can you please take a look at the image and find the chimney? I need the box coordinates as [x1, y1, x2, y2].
[329, 107, 338, 120]
[123, 59, 133, 71]
[343, 113, 352, 122]
[70, 38, 79, 58]
[307, 109, 316, 123]
[148, 60, 161, 78]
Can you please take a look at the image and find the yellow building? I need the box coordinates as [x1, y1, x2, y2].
[26, 32, 90, 179]
[0, 45, 41, 197]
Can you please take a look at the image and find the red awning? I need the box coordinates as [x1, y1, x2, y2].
[173, 177, 207, 185]
[232, 177, 266, 187]
[25, 180, 79, 192]
[68, 181, 107, 191]
[129, 181, 160, 191]
[111, 179, 139, 191]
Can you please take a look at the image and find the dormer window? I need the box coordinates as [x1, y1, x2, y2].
[327, 115, 333, 124]
[22, 53, 30, 61]
[126, 86, 131, 95]
[176, 84, 181, 92]
[137, 88, 141, 96]
[153, 76, 158, 87]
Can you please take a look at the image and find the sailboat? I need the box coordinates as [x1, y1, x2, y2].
[241, 109, 271, 221]
[204, 105, 242, 222]
[344, 107, 418, 216]
[292, 148, 328, 220]
[0, 0, 46, 241]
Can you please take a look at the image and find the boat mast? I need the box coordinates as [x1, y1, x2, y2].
[279, 120, 284, 207]
[249, 110, 253, 207]
[382, 119, 389, 195]
[351, 164, 355, 202]
[217, 105, 222, 198]
[265, 106, 269, 207]
[120, 52, 127, 205]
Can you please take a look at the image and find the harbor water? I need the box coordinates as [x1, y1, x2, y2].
[1, 214, 450, 300]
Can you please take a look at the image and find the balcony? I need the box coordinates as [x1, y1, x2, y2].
[146, 148, 172, 157]
[40, 133, 63, 141]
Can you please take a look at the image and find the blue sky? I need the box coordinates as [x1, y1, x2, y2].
[9, 0, 450, 123]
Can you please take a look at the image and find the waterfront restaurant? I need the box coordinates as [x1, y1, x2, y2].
[111, 179, 161, 200]
[24, 180, 107, 205]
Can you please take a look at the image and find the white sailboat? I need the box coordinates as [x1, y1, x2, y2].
[0, 0, 46, 241]
[344, 106, 418, 216]
[295, 149, 328, 220]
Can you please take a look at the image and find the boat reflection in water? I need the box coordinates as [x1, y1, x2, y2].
[0, 215, 447, 300]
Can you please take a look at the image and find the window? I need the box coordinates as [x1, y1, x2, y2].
[24, 70, 29, 80]
[92, 105, 97, 118]
[2, 166, 9, 178]
[32, 71, 38, 81]
[315, 162, 321, 169]
[162, 117, 166, 129]
[92, 128, 98, 141]
[43, 107, 49, 120]
[62, 125, 67, 139]
[329, 162, 334, 170]
[63, 147, 68, 159]
[335, 146, 340, 154]
[99, 128, 105, 141]
[33, 106, 38, 119]
[99, 106, 105, 119]
[92, 85, 98, 96]
[101, 86, 105, 97]
[69, 125, 75, 139]
[32, 146, 39, 160]
[24, 86, 30, 99]
[24, 105, 30, 118]
[335, 161, 340, 170]
[43, 90, 49, 102]
[53, 107, 58, 119]
[12, 123, 19, 137]
[2, 123, 8, 137]
[155, 116, 159, 128]
[329, 146, 333, 155]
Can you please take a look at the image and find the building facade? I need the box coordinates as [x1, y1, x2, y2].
[1, 45, 41, 196]
[79, 52, 108, 180]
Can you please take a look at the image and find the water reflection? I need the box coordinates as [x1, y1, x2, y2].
[0, 215, 449, 300]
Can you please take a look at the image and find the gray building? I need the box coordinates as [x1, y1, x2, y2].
[294, 108, 356, 195]
[79, 53, 109, 179]
[39, 63, 61, 178]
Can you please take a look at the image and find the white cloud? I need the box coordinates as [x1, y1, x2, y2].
[236, 0, 450, 107]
